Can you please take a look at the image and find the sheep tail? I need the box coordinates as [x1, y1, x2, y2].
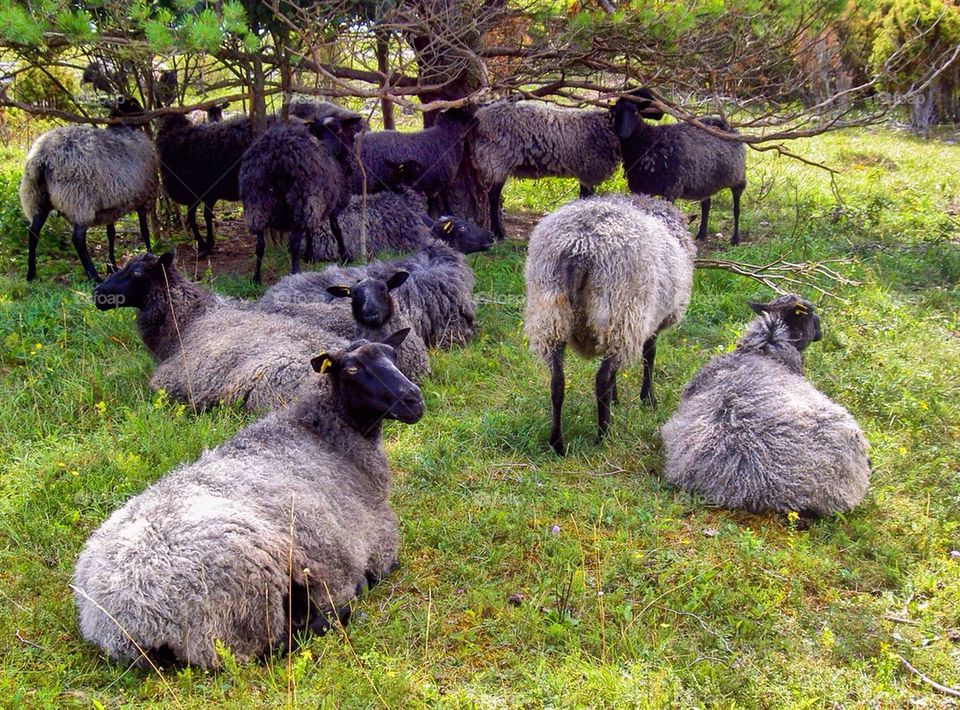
[19, 155, 48, 218]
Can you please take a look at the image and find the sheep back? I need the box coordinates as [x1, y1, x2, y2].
[661, 318, 870, 516]
[524, 194, 695, 364]
[473, 101, 620, 188]
[20, 125, 158, 224]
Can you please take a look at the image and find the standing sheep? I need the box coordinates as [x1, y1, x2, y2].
[613, 88, 747, 245]
[20, 97, 157, 282]
[73, 332, 423, 668]
[524, 194, 695, 454]
[93, 252, 344, 412]
[240, 114, 364, 283]
[660, 295, 870, 516]
[355, 107, 477, 214]
[472, 99, 621, 240]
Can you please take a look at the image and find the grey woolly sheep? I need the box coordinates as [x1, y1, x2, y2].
[256, 270, 431, 383]
[524, 194, 695, 454]
[92, 252, 345, 412]
[355, 107, 477, 214]
[240, 114, 365, 282]
[661, 295, 870, 516]
[472, 99, 621, 240]
[613, 88, 747, 244]
[73, 332, 424, 669]
[305, 187, 495, 261]
[20, 97, 157, 282]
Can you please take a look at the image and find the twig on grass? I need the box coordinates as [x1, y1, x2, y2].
[695, 256, 859, 299]
[898, 654, 960, 698]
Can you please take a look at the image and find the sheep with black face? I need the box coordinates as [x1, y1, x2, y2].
[661, 295, 871, 516]
[73, 332, 423, 669]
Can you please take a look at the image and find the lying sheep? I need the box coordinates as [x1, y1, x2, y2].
[93, 252, 343, 411]
[73, 332, 424, 668]
[257, 270, 431, 382]
[525, 194, 695, 454]
[472, 99, 621, 240]
[661, 295, 870, 516]
[356, 107, 477, 214]
[305, 187, 495, 261]
[20, 97, 157, 282]
[240, 114, 365, 282]
[613, 88, 747, 244]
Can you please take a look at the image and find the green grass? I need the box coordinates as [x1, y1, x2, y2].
[1, 126, 959, 707]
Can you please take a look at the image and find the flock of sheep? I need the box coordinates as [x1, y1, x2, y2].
[15, 80, 870, 669]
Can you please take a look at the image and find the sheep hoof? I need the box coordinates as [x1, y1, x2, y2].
[549, 438, 566, 456]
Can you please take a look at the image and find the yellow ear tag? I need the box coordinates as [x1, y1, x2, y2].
[319, 357, 332, 374]
[442, 221, 454, 233]
[794, 304, 808, 316]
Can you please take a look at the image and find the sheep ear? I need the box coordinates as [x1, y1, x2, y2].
[326, 285, 352, 298]
[387, 270, 409, 290]
[748, 302, 768, 315]
[383, 328, 410, 349]
[158, 252, 175, 269]
[311, 352, 339, 375]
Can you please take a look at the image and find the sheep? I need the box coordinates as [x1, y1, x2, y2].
[472, 99, 622, 240]
[93, 252, 344, 412]
[73, 331, 423, 669]
[20, 96, 157, 282]
[257, 269, 431, 383]
[524, 194, 696, 454]
[239, 114, 365, 283]
[354, 107, 477, 214]
[660, 295, 870, 516]
[305, 186, 495, 261]
[612, 88, 747, 245]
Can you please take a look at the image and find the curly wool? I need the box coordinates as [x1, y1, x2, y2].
[660, 313, 870, 516]
[19, 124, 158, 226]
[73, 381, 398, 668]
[472, 100, 620, 189]
[524, 194, 695, 365]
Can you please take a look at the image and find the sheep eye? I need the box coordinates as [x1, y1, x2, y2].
[345, 366, 360, 375]
[133, 271, 144, 278]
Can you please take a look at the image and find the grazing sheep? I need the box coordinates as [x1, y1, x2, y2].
[472, 99, 621, 240]
[93, 252, 344, 412]
[257, 270, 431, 383]
[73, 332, 424, 668]
[612, 88, 747, 244]
[661, 295, 870, 516]
[524, 194, 695, 454]
[240, 114, 364, 283]
[355, 107, 477, 214]
[306, 187, 495, 261]
[20, 97, 157, 282]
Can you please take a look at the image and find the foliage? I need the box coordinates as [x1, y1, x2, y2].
[10, 64, 78, 112]
[868, 0, 960, 91]
[0, 126, 958, 705]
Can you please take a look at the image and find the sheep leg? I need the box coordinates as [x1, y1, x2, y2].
[106, 223, 117, 267]
[253, 231, 265, 284]
[288, 230, 303, 275]
[595, 357, 618, 441]
[731, 184, 745, 246]
[640, 335, 658, 405]
[548, 347, 566, 455]
[26, 208, 50, 281]
[329, 214, 352, 263]
[187, 204, 205, 254]
[137, 208, 151, 251]
[696, 198, 711, 242]
[489, 182, 506, 240]
[203, 201, 215, 253]
[579, 183, 594, 199]
[72, 224, 101, 283]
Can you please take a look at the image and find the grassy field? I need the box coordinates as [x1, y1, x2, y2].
[0, 125, 958, 707]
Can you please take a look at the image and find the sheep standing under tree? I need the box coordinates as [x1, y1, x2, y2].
[20, 97, 157, 282]
[613, 88, 747, 245]
[524, 194, 695, 454]
[73, 333, 424, 668]
[660, 295, 871, 516]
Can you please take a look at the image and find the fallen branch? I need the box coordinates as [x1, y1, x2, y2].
[898, 654, 960, 698]
[694, 256, 859, 299]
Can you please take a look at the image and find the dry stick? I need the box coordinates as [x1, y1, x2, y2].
[898, 655, 960, 698]
[694, 256, 859, 299]
[594, 504, 606, 664]
[287, 494, 296, 708]
[424, 587, 432, 656]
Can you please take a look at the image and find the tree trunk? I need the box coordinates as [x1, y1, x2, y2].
[376, 29, 395, 130]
